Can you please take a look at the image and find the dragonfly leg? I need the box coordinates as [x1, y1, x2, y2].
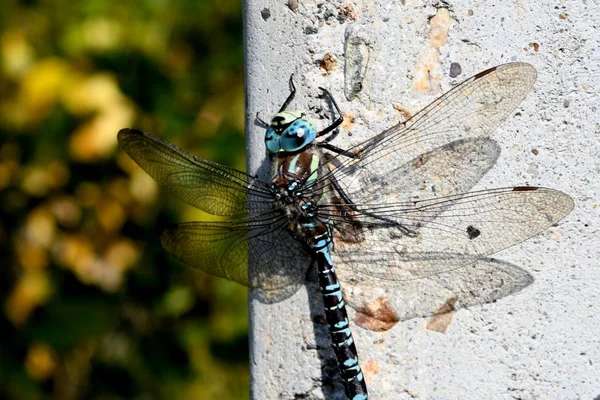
[317, 87, 344, 141]
[255, 112, 269, 127]
[257, 75, 297, 125]
[323, 153, 359, 208]
[319, 142, 360, 159]
[278, 74, 297, 113]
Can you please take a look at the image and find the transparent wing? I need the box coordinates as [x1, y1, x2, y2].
[118, 128, 274, 217]
[328, 187, 574, 281]
[160, 211, 311, 290]
[319, 137, 502, 240]
[341, 258, 534, 324]
[325, 137, 501, 214]
[325, 62, 537, 206]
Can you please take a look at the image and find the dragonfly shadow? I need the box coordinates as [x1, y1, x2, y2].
[248, 265, 350, 398]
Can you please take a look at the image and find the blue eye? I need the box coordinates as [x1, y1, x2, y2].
[264, 112, 317, 154]
[280, 119, 316, 152]
[265, 126, 282, 153]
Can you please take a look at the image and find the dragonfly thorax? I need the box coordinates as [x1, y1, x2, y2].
[270, 149, 322, 218]
[272, 182, 317, 221]
[265, 111, 317, 154]
[273, 183, 331, 252]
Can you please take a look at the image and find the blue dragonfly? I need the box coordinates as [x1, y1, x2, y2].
[118, 62, 574, 400]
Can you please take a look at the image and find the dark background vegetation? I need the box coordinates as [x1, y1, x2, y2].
[0, 1, 249, 399]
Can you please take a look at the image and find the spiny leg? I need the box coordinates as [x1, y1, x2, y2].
[255, 112, 269, 127]
[279, 74, 297, 112]
[317, 87, 344, 141]
[315, 87, 356, 158]
[322, 153, 361, 208]
[319, 142, 360, 159]
[256, 74, 298, 124]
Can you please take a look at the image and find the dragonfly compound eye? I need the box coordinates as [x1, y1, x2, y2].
[265, 117, 317, 153]
[265, 126, 281, 153]
[265, 111, 314, 153]
[280, 119, 317, 152]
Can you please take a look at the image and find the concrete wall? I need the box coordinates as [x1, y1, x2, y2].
[245, 1, 599, 398]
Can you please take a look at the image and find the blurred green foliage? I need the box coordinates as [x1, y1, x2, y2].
[0, 0, 248, 399]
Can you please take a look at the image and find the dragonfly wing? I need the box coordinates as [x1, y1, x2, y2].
[331, 187, 574, 281]
[160, 212, 310, 290]
[329, 63, 536, 206]
[319, 137, 501, 242]
[118, 128, 273, 217]
[324, 137, 501, 211]
[340, 258, 534, 324]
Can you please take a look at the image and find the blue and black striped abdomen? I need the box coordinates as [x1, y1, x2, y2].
[316, 249, 368, 400]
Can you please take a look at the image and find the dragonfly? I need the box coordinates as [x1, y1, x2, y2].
[117, 62, 574, 400]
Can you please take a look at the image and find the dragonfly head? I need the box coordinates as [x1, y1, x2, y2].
[265, 111, 317, 154]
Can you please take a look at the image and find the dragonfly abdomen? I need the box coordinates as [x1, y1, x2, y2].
[316, 249, 368, 400]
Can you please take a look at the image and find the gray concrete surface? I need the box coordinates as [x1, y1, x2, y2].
[244, 1, 599, 399]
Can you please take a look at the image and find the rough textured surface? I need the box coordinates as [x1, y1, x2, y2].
[245, 1, 599, 399]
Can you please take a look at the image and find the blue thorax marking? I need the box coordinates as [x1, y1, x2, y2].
[288, 156, 299, 174]
[265, 111, 317, 153]
[306, 155, 320, 186]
